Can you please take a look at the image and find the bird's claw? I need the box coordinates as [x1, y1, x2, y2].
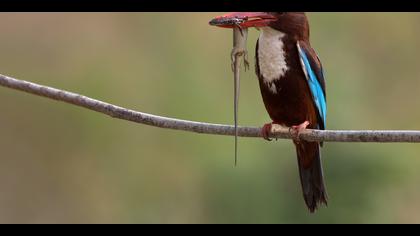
[261, 123, 273, 141]
[289, 121, 310, 144]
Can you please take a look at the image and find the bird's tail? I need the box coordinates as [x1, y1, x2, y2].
[294, 140, 328, 213]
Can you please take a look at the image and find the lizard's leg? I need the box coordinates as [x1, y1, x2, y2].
[243, 50, 250, 71]
[231, 51, 236, 72]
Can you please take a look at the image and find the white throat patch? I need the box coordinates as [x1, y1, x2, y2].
[258, 27, 288, 94]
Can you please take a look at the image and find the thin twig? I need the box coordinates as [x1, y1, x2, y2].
[1, 73, 420, 143]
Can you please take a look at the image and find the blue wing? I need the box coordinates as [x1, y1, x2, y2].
[297, 41, 327, 130]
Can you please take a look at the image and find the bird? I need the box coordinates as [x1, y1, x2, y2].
[211, 12, 328, 212]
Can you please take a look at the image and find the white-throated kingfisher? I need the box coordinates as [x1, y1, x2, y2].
[211, 12, 328, 212]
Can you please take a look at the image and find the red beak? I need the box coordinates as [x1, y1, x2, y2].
[209, 12, 277, 28]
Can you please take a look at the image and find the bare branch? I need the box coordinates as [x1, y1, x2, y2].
[1, 73, 420, 143]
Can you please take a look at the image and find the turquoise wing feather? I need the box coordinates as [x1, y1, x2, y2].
[297, 42, 327, 130]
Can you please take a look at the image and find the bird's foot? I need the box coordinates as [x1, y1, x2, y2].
[289, 121, 310, 144]
[261, 122, 277, 141]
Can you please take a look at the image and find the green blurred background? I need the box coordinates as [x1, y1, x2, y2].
[0, 13, 419, 223]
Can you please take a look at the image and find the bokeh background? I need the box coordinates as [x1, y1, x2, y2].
[0, 13, 419, 223]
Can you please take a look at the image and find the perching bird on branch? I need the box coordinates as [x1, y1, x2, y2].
[211, 12, 328, 212]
